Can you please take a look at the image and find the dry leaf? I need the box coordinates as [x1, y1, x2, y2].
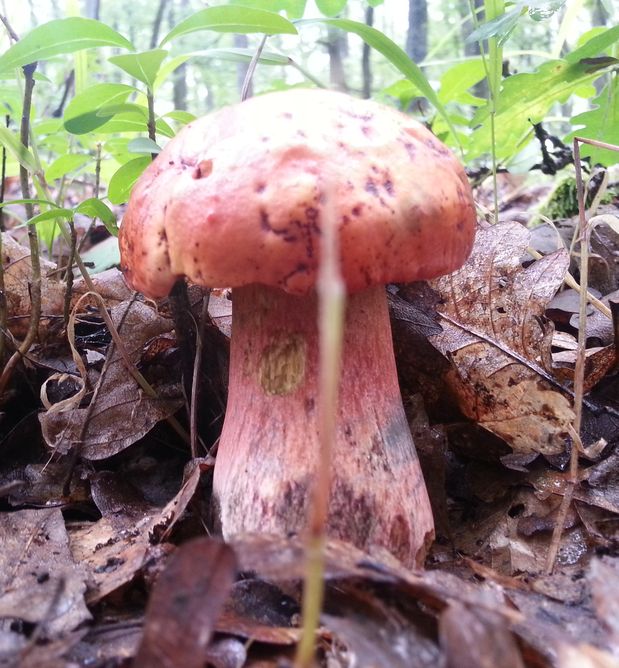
[430, 221, 574, 454]
[2, 232, 63, 339]
[439, 601, 524, 668]
[0, 508, 91, 634]
[39, 299, 182, 459]
[69, 458, 208, 603]
[134, 538, 237, 668]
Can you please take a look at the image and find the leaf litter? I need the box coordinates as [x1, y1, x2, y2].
[1, 171, 619, 666]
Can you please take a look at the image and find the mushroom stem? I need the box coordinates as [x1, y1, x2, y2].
[213, 283, 434, 567]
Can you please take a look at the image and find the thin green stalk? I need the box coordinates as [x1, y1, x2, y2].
[469, 0, 503, 222]
[485, 0, 504, 223]
[296, 181, 345, 667]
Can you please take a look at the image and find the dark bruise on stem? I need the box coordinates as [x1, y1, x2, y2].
[0, 62, 41, 399]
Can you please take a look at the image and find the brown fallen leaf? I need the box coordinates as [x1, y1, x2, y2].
[2, 232, 63, 339]
[0, 508, 91, 636]
[429, 221, 574, 454]
[39, 298, 182, 459]
[2, 234, 132, 341]
[134, 538, 237, 668]
[558, 644, 619, 668]
[439, 601, 525, 668]
[324, 584, 442, 668]
[69, 458, 210, 603]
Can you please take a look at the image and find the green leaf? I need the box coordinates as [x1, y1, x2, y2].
[95, 112, 175, 138]
[381, 79, 420, 107]
[0, 126, 38, 172]
[229, 0, 308, 19]
[565, 24, 619, 64]
[0, 18, 133, 72]
[96, 103, 148, 118]
[108, 49, 168, 89]
[45, 154, 91, 180]
[528, 1, 566, 21]
[180, 47, 290, 66]
[438, 59, 486, 105]
[107, 157, 150, 204]
[298, 19, 458, 144]
[127, 137, 162, 154]
[75, 197, 118, 235]
[164, 110, 197, 125]
[64, 83, 136, 134]
[465, 8, 523, 46]
[0, 198, 61, 209]
[160, 6, 297, 46]
[315, 0, 348, 17]
[0, 85, 23, 115]
[468, 56, 616, 161]
[16, 208, 74, 229]
[153, 54, 192, 91]
[367, 0, 384, 6]
[566, 80, 619, 167]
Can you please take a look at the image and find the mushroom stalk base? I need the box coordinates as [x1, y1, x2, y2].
[213, 283, 434, 567]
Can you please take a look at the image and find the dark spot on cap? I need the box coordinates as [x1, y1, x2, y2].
[260, 209, 271, 231]
[365, 179, 379, 197]
[256, 182, 266, 194]
[352, 205, 362, 217]
[192, 159, 213, 179]
[383, 179, 394, 195]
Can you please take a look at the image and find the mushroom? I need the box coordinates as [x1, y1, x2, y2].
[119, 88, 476, 567]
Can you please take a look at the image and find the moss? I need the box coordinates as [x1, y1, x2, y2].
[541, 174, 616, 220]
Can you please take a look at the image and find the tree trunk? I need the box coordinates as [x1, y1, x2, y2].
[326, 28, 348, 92]
[150, 0, 167, 49]
[406, 0, 428, 63]
[83, 0, 100, 20]
[169, 0, 188, 111]
[361, 6, 373, 99]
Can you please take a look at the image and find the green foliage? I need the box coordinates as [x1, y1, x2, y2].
[466, 24, 619, 162]
[315, 0, 348, 17]
[541, 174, 616, 219]
[160, 6, 297, 45]
[107, 157, 151, 205]
[0, 125, 37, 172]
[63, 83, 136, 134]
[298, 18, 458, 143]
[0, 18, 132, 73]
[75, 198, 118, 236]
[108, 49, 168, 89]
[567, 77, 619, 167]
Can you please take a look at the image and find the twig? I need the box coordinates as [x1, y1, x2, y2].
[0, 13, 19, 42]
[62, 219, 77, 328]
[544, 424, 580, 574]
[544, 135, 619, 573]
[0, 63, 40, 400]
[190, 290, 211, 458]
[241, 35, 267, 102]
[78, 142, 102, 253]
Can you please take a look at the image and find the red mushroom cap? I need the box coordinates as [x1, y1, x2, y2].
[119, 88, 476, 297]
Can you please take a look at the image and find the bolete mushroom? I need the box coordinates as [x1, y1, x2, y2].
[119, 88, 476, 567]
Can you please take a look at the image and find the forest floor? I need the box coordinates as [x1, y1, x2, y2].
[1, 166, 619, 667]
